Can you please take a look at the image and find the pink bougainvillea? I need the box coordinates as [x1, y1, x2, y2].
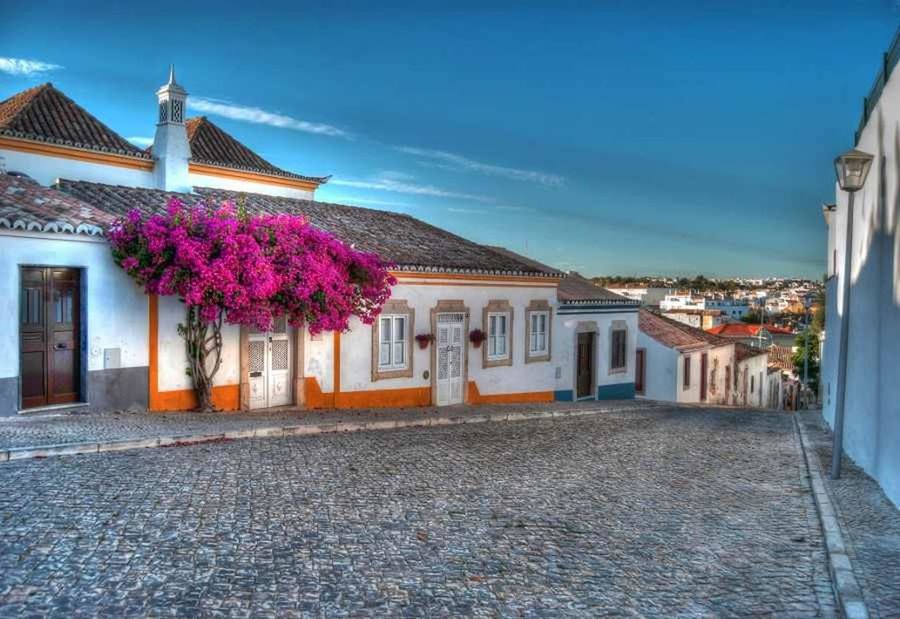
[108, 198, 395, 410]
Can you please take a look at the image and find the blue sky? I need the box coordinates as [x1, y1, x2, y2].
[1, 1, 896, 278]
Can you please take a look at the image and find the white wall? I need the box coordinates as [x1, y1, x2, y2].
[554, 309, 639, 397]
[0, 148, 155, 189]
[676, 350, 703, 403]
[705, 344, 735, 406]
[189, 171, 315, 200]
[738, 354, 768, 408]
[822, 52, 900, 506]
[333, 281, 557, 396]
[637, 332, 677, 402]
[156, 295, 240, 391]
[0, 231, 148, 379]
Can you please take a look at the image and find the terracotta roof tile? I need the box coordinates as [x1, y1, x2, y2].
[54, 180, 553, 276]
[183, 116, 328, 184]
[0, 84, 148, 158]
[0, 174, 113, 236]
[706, 323, 795, 337]
[639, 309, 732, 351]
[735, 342, 767, 362]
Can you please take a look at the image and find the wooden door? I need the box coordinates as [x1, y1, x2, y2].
[436, 313, 464, 406]
[700, 353, 708, 402]
[20, 267, 81, 409]
[576, 332, 593, 398]
[248, 317, 292, 410]
[635, 348, 645, 395]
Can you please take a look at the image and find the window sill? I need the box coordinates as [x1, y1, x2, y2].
[525, 353, 550, 364]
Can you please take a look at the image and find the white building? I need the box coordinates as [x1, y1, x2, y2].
[0, 70, 640, 416]
[704, 297, 751, 320]
[636, 310, 734, 405]
[659, 293, 705, 311]
[605, 286, 673, 307]
[821, 30, 900, 506]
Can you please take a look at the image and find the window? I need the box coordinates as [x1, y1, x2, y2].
[483, 300, 514, 368]
[611, 329, 627, 370]
[379, 315, 407, 370]
[529, 312, 549, 355]
[750, 374, 755, 394]
[683, 356, 691, 389]
[525, 300, 551, 363]
[488, 312, 509, 360]
[371, 300, 414, 381]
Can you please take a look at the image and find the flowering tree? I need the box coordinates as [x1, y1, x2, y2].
[108, 199, 395, 411]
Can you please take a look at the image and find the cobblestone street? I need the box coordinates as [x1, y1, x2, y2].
[0, 406, 836, 616]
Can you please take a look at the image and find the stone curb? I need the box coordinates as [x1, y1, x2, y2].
[0, 403, 661, 463]
[794, 415, 870, 619]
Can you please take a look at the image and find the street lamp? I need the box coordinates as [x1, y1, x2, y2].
[830, 147, 874, 479]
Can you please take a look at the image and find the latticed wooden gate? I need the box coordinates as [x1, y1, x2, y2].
[436, 313, 465, 405]
[248, 316, 291, 409]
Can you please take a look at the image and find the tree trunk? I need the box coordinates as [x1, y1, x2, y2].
[179, 306, 223, 412]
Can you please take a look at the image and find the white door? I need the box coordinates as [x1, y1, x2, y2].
[436, 313, 465, 406]
[248, 316, 292, 410]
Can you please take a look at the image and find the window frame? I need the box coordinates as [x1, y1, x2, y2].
[371, 300, 414, 381]
[487, 312, 510, 361]
[482, 300, 513, 368]
[525, 300, 552, 363]
[378, 314, 409, 371]
[610, 328, 628, 372]
[683, 355, 692, 389]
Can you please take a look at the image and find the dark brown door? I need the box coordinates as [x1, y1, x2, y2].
[576, 333, 593, 398]
[635, 348, 645, 395]
[700, 352, 708, 402]
[19, 267, 81, 409]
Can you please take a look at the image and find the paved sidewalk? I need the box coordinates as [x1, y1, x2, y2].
[798, 411, 900, 618]
[0, 399, 662, 453]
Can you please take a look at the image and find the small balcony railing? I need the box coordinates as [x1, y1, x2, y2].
[856, 26, 900, 144]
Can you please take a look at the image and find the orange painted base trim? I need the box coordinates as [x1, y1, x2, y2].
[337, 386, 431, 409]
[304, 377, 335, 409]
[467, 381, 553, 405]
[153, 385, 241, 412]
[304, 377, 430, 409]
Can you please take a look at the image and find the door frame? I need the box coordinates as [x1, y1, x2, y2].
[635, 347, 646, 396]
[571, 322, 598, 401]
[430, 300, 469, 406]
[239, 323, 303, 411]
[700, 352, 708, 402]
[18, 265, 87, 412]
[575, 331, 596, 400]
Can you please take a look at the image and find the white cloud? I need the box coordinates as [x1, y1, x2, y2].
[496, 204, 536, 213]
[396, 145, 564, 186]
[447, 207, 489, 214]
[0, 57, 63, 77]
[189, 96, 350, 138]
[126, 136, 154, 147]
[330, 177, 493, 202]
[325, 195, 414, 209]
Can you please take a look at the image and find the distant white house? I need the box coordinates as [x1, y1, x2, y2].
[821, 29, 900, 506]
[636, 310, 734, 405]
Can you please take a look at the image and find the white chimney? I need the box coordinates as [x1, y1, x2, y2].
[152, 65, 191, 192]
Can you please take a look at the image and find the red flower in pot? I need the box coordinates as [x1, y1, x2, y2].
[469, 328, 487, 348]
[415, 333, 435, 349]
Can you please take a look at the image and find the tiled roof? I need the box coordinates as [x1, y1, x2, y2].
[706, 323, 795, 337]
[639, 309, 732, 351]
[485, 247, 636, 304]
[0, 84, 149, 158]
[183, 116, 328, 184]
[662, 309, 723, 316]
[735, 342, 767, 362]
[54, 180, 555, 276]
[0, 174, 113, 236]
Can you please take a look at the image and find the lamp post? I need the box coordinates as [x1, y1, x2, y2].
[830, 148, 874, 480]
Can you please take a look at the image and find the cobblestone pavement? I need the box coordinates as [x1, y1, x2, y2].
[799, 411, 900, 618]
[0, 407, 835, 617]
[0, 400, 658, 451]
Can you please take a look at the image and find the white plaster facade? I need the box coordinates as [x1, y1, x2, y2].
[187, 171, 314, 199]
[0, 147, 155, 188]
[821, 38, 900, 506]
